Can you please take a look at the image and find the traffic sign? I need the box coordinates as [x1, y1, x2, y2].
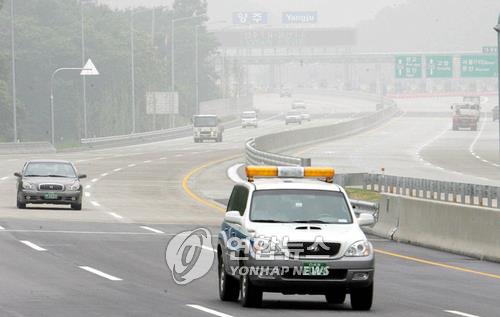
[282, 11, 318, 24]
[460, 55, 498, 77]
[232, 12, 268, 25]
[395, 56, 422, 78]
[426, 55, 453, 78]
[482, 46, 497, 54]
[80, 59, 99, 76]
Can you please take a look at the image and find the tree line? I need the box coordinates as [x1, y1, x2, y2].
[0, 0, 220, 145]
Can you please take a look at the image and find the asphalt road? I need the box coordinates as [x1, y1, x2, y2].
[0, 94, 499, 317]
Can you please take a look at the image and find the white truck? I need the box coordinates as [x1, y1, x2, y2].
[193, 115, 224, 143]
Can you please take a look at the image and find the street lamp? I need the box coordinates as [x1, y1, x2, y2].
[171, 14, 207, 124]
[494, 14, 500, 159]
[50, 60, 99, 145]
[130, 7, 156, 134]
[10, 0, 17, 142]
[80, 0, 96, 139]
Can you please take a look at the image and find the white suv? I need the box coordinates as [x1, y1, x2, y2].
[217, 166, 375, 310]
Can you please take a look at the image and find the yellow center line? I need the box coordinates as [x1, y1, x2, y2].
[182, 154, 242, 213]
[375, 248, 500, 280]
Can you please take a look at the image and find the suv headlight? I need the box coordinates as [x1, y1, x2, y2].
[344, 240, 372, 257]
[22, 181, 34, 190]
[68, 181, 81, 191]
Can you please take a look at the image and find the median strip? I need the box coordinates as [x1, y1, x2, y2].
[20, 240, 46, 251]
[79, 266, 122, 281]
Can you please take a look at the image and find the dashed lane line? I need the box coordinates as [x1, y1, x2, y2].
[108, 212, 123, 219]
[139, 226, 165, 234]
[79, 266, 122, 281]
[444, 310, 480, 317]
[20, 240, 47, 252]
[186, 305, 233, 317]
[90, 201, 101, 207]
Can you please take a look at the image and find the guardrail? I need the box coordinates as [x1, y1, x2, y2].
[361, 173, 500, 209]
[81, 125, 193, 148]
[245, 104, 401, 167]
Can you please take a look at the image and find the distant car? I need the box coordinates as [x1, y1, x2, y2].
[300, 111, 311, 122]
[14, 160, 86, 210]
[285, 110, 302, 125]
[492, 106, 499, 121]
[241, 111, 258, 128]
[280, 89, 292, 98]
[291, 100, 306, 110]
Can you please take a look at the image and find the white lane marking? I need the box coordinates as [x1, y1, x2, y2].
[101, 173, 108, 177]
[84, 192, 91, 197]
[444, 310, 480, 317]
[0, 225, 5, 230]
[0, 229, 214, 236]
[90, 201, 101, 207]
[20, 240, 47, 251]
[0, 177, 8, 180]
[78, 266, 122, 281]
[113, 168, 122, 172]
[201, 245, 216, 253]
[175, 154, 183, 157]
[227, 163, 245, 183]
[160, 157, 167, 160]
[143, 160, 152, 163]
[140, 226, 165, 234]
[108, 212, 123, 219]
[91, 178, 98, 183]
[85, 185, 91, 189]
[186, 305, 233, 317]
[128, 164, 136, 167]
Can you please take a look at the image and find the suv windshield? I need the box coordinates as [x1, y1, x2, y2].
[250, 190, 352, 224]
[241, 112, 256, 119]
[194, 117, 217, 127]
[24, 162, 76, 178]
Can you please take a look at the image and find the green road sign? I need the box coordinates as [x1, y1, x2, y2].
[395, 56, 422, 78]
[482, 46, 497, 54]
[426, 55, 453, 78]
[460, 55, 498, 77]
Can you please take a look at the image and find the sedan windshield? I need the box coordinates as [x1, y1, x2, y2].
[24, 162, 76, 178]
[250, 190, 352, 224]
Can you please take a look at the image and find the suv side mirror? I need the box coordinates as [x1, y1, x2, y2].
[14, 172, 21, 178]
[357, 213, 375, 227]
[224, 211, 243, 225]
[78, 174, 87, 179]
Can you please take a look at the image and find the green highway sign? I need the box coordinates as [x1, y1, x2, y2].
[426, 55, 453, 78]
[460, 55, 498, 77]
[395, 56, 422, 78]
[482, 46, 497, 54]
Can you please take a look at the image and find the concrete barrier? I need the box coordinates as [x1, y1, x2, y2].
[367, 194, 500, 262]
[0, 142, 56, 155]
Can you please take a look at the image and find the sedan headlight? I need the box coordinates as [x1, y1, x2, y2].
[22, 181, 34, 190]
[68, 181, 81, 191]
[344, 240, 373, 257]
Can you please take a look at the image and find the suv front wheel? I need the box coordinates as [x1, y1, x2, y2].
[218, 256, 239, 301]
[240, 270, 262, 307]
[350, 284, 373, 310]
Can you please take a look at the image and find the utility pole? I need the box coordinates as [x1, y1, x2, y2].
[10, 0, 17, 142]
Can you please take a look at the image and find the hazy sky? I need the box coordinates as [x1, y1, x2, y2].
[98, 0, 407, 27]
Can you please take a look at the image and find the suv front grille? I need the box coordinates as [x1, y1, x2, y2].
[282, 269, 347, 280]
[286, 242, 341, 257]
[39, 184, 64, 191]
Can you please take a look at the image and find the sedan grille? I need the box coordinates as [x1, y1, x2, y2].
[39, 183, 64, 191]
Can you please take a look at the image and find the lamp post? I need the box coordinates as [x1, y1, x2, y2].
[10, 0, 17, 142]
[494, 15, 500, 159]
[171, 14, 206, 125]
[50, 61, 98, 145]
